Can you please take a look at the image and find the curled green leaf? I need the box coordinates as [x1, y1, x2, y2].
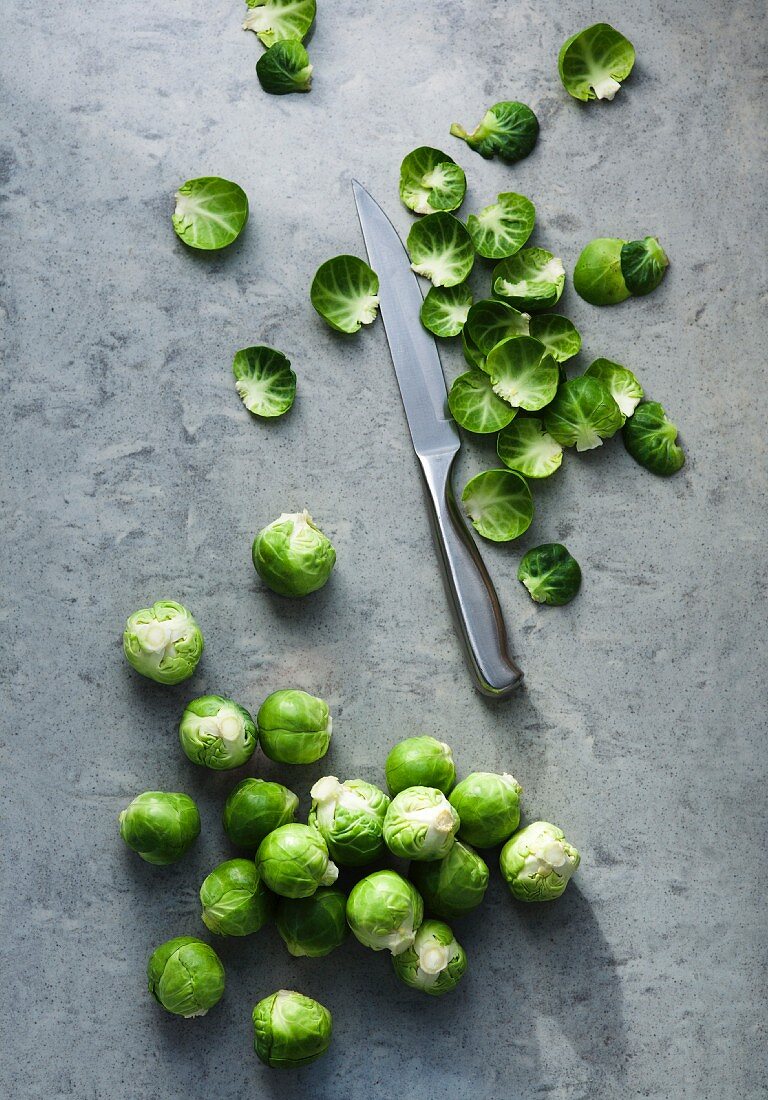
[528, 315, 581, 363]
[623, 401, 685, 476]
[243, 0, 316, 47]
[256, 40, 313, 94]
[543, 376, 623, 451]
[233, 346, 296, 418]
[558, 23, 635, 102]
[399, 147, 466, 215]
[172, 177, 248, 251]
[448, 370, 517, 434]
[310, 255, 380, 333]
[517, 544, 582, 606]
[620, 237, 669, 296]
[584, 358, 643, 420]
[461, 469, 533, 542]
[493, 248, 565, 312]
[486, 336, 560, 411]
[466, 193, 535, 260]
[450, 102, 539, 163]
[497, 418, 563, 478]
[420, 283, 473, 337]
[465, 299, 530, 361]
[407, 213, 475, 287]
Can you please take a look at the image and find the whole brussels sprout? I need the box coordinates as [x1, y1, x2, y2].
[179, 695, 257, 770]
[383, 786, 460, 862]
[252, 510, 336, 597]
[252, 989, 332, 1068]
[308, 776, 390, 866]
[500, 820, 580, 902]
[275, 887, 348, 957]
[449, 772, 522, 848]
[346, 870, 424, 954]
[391, 919, 467, 996]
[384, 736, 456, 796]
[257, 689, 331, 764]
[123, 600, 203, 685]
[256, 824, 338, 899]
[147, 936, 225, 1017]
[200, 858, 273, 936]
[410, 839, 489, 920]
[119, 791, 200, 865]
[222, 778, 299, 849]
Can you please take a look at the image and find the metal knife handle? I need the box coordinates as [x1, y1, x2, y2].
[420, 450, 524, 697]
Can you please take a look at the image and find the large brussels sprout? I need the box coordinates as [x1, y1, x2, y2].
[275, 887, 348, 957]
[308, 776, 390, 866]
[391, 920, 467, 996]
[200, 858, 273, 937]
[346, 870, 424, 954]
[517, 544, 582, 606]
[123, 600, 203, 685]
[448, 370, 517, 434]
[256, 41, 312, 95]
[147, 937, 225, 1018]
[493, 249, 565, 312]
[242, 0, 316, 47]
[461, 469, 534, 542]
[383, 786, 460, 862]
[407, 212, 475, 287]
[222, 777, 299, 849]
[584, 358, 644, 420]
[420, 283, 473, 338]
[466, 192, 535, 260]
[450, 101, 539, 163]
[119, 791, 200, 865]
[252, 511, 336, 597]
[558, 23, 635, 102]
[486, 335, 560, 411]
[399, 147, 467, 215]
[623, 401, 685, 476]
[572, 238, 630, 306]
[255, 824, 338, 899]
[178, 695, 257, 771]
[449, 772, 522, 848]
[310, 255, 380, 333]
[253, 990, 332, 1068]
[385, 736, 456, 797]
[500, 821, 580, 902]
[232, 345, 296, 419]
[620, 237, 669, 296]
[410, 839, 489, 920]
[497, 418, 563, 479]
[543, 376, 623, 451]
[257, 689, 331, 763]
[172, 177, 248, 251]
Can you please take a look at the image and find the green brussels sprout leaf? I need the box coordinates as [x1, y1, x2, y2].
[449, 772, 522, 848]
[493, 248, 565, 312]
[466, 192, 535, 260]
[406, 212, 475, 287]
[391, 920, 467, 996]
[410, 840, 489, 920]
[486, 335, 559, 411]
[200, 858, 273, 936]
[620, 237, 669, 296]
[148, 937, 225, 1018]
[172, 177, 248, 251]
[310, 255, 380, 333]
[399, 147, 467, 214]
[572, 238, 630, 305]
[123, 600, 204, 685]
[420, 282, 473, 338]
[346, 870, 424, 954]
[179, 695, 257, 771]
[497, 418, 563, 479]
[558, 23, 635, 102]
[223, 778, 299, 849]
[528, 314, 582, 363]
[517, 543, 582, 606]
[461, 330, 486, 371]
[308, 776, 390, 866]
[623, 401, 685, 476]
[450, 101, 539, 163]
[257, 688, 332, 763]
[385, 736, 456, 797]
[119, 791, 201, 865]
[242, 0, 316, 47]
[252, 990, 332, 1068]
[543, 375, 623, 451]
[275, 888, 348, 957]
[448, 370, 517, 434]
[256, 824, 338, 899]
[252, 511, 336, 597]
[383, 786, 460, 861]
[584, 357, 643, 419]
[256, 40, 313, 95]
[500, 821, 580, 902]
[465, 299, 530, 360]
[461, 469, 533, 542]
[232, 345, 296, 418]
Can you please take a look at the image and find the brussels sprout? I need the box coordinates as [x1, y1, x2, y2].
[461, 469, 533, 542]
[147, 936, 225, 1018]
[623, 401, 685, 476]
[256, 824, 338, 899]
[308, 776, 390, 866]
[500, 821, 580, 902]
[310, 255, 380, 333]
[448, 370, 517, 434]
[123, 600, 204, 685]
[119, 791, 200, 865]
[420, 283, 473, 338]
[449, 772, 521, 848]
[486, 335, 560, 411]
[558, 23, 635, 102]
[517, 543, 582, 606]
[466, 193, 535, 260]
[253, 989, 332, 1068]
[232, 346, 296, 419]
[493, 249, 565, 312]
[621, 237, 669, 296]
[528, 315, 582, 363]
[179, 695, 257, 771]
[543, 376, 623, 451]
[242, 0, 316, 47]
[256, 41, 313, 95]
[172, 177, 248, 251]
[257, 688, 331, 763]
[465, 299, 530, 363]
[252, 510, 336, 597]
[391, 920, 467, 996]
[410, 839, 489, 920]
[399, 147, 467, 215]
[383, 786, 460, 862]
[275, 887, 348, 957]
[200, 858, 273, 937]
[450, 101, 539, 163]
[406, 212, 475, 287]
[497, 418, 563, 479]
[385, 736, 456, 797]
[346, 870, 424, 954]
[572, 238, 630, 306]
[584, 358, 643, 420]
[222, 778, 299, 849]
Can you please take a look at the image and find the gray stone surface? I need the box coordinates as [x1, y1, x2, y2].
[2, 1, 766, 1097]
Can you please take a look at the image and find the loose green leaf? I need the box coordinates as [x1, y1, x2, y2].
[461, 469, 533, 542]
[399, 147, 466, 215]
[450, 102, 539, 163]
[407, 212, 475, 287]
[465, 299, 530, 360]
[256, 40, 312, 94]
[497, 418, 563, 478]
[486, 336, 559, 411]
[466, 193, 535, 260]
[233, 346, 296, 418]
[558, 23, 635, 102]
[420, 283, 473, 337]
[448, 370, 517, 434]
[310, 255, 380, 333]
[172, 177, 248, 251]
[528, 315, 581, 363]
[584, 358, 643, 420]
[620, 237, 669, 296]
[573, 238, 630, 305]
[493, 248, 565, 312]
[623, 401, 685, 476]
[517, 544, 582, 605]
[461, 331, 486, 370]
[243, 0, 316, 47]
[543, 376, 623, 451]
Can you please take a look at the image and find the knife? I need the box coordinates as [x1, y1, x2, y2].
[352, 180, 523, 697]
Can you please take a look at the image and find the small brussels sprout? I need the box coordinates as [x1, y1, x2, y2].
[518, 544, 582, 606]
[256, 824, 338, 899]
[275, 887, 348, 957]
[558, 23, 635, 102]
[346, 870, 424, 954]
[420, 283, 473, 338]
[528, 314, 582, 363]
[233, 345, 296, 419]
[242, 0, 316, 46]
[200, 858, 273, 937]
[620, 237, 669, 296]
[252, 510, 336, 597]
[399, 147, 467, 215]
[572, 238, 630, 306]
[410, 839, 489, 920]
[623, 401, 685, 476]
[450, 101, 539, 163]
[543, 376, 624, 451]
[172, 177, 248, 251]
[385, 736, 456, 797]
[497, 418, 563, 479]
[493, 249, 565, 312]
[252, 989, 332, 1068]
[500, 821, 580, 902]
[257, 689, 331, 764]
[310, 255, 380, 333]
[448, 370, 517, 434]
[147, 937, 225, 1018]
[406, 212, 475, 287]
[466, 192, 535, 260]
[584, 358, 644, 420]
[465, 299, 530, 363]
[383, 786, 460, 862]
[308, 777, 390, 866]
[179, 695, 257, 771]
[486, 335, 560, 411]
[461, 469, 534, 542]
[123, 600, 203, 685]
[222, 777, 299, 849]
[119, 791, 200, 865]
[449, 772, 521, 848]
[256, 40, 313, 95]
[391, 920, 467, 996]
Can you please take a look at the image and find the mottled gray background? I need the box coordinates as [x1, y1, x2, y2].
[1, 1, 766, 1097]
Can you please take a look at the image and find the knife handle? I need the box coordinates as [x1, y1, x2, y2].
[420, 450, 524, 698]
